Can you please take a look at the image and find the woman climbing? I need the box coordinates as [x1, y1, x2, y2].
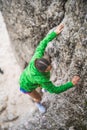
[19, 24, 80, 113]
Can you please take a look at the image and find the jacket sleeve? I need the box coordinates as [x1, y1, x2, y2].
[31, 31, 57, 61]
[41, 81, 74, 94]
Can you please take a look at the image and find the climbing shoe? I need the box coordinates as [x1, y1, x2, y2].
[35, 103, 46, 113]
[41, 88, 47, 93]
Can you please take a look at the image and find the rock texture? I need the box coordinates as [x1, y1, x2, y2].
[1, 0, 87, 130]
[0, 12, 36, 130]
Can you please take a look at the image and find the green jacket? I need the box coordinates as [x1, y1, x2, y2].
[19, 31, 74, 93]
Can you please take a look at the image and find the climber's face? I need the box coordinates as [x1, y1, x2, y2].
[45, 65, 52, 72]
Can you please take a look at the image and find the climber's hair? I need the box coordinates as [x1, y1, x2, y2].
[35, 58, 50, 72]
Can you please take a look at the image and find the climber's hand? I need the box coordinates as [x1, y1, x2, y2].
[72, 76, 80, 85]
[54, 24, 64, 34]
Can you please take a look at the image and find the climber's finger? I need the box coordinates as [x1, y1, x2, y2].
[54, 24, 64, 34]
[72, 76, 80, 85]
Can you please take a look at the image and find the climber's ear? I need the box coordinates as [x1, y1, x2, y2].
[45, 65, 52, 72]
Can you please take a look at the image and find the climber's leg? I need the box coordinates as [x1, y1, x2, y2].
[20, 88, 46, 113]
[28, 90, 42, 103]
[28, 90, 46, 113]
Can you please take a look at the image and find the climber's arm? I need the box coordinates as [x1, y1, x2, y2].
[31, 24, 64, 60]
[41, 81, 74, 94]
[41, 76, 80, 94]
[31, 32, 57, 60]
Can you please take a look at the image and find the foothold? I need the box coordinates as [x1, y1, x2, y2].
[82, 39, 87, 47]
[58, 128, 65, 130]
[0, 68, 4, 74]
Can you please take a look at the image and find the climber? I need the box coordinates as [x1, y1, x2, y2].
[19, 24, 80, 113]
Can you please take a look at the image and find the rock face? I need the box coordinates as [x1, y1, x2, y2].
[0, 11, 36, 130]
[1, 0, 87, 130]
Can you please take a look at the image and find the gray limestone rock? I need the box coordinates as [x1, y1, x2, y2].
[1, 110, 19, 123]
[0, 95, 8, 113]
